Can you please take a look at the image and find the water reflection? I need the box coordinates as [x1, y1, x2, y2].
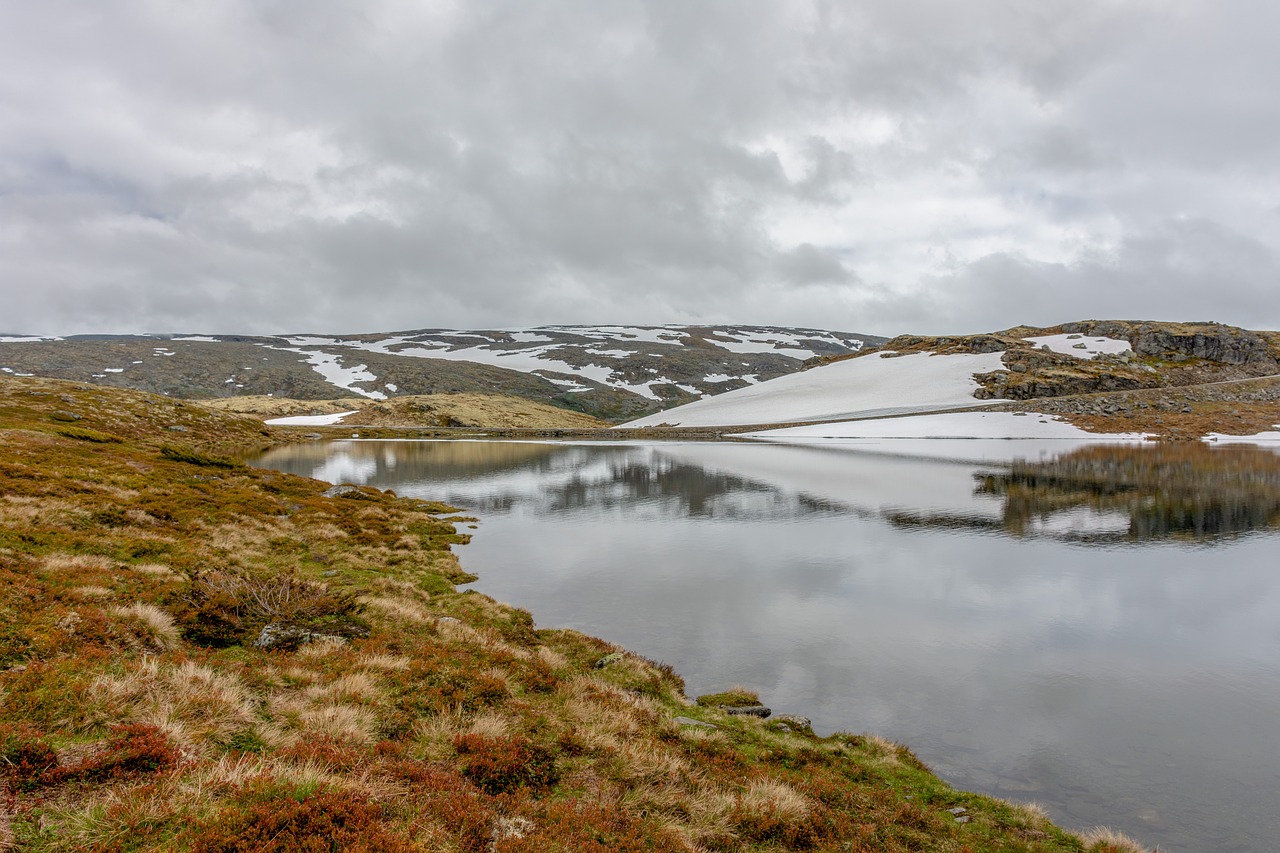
[252, 438, 1280, 853]
[256, 439, 1280, 542]
[981, 444, 1280, 541]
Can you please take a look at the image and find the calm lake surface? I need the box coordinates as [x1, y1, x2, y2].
[254, 438, 1280, 853]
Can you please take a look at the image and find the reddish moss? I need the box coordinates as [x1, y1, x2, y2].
[453, 733, 558, 795]
[188, 790, 417, 853]
[59, 723, 179, 784]
[0, 725, 59, 792]
[496, 799, 674, 852]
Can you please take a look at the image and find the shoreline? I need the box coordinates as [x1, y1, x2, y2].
[0, 374, 1160, 851]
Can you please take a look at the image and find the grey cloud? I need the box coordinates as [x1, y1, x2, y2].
[1, 1, 1276, 336]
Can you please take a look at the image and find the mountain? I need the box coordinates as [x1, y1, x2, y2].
[0, 325, 885, 422]
[622, 320, 1280, 439]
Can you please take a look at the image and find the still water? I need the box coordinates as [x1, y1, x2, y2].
[254, 438, 1280, 853]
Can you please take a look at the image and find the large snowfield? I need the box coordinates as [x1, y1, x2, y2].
[622, 350, 1007, 427]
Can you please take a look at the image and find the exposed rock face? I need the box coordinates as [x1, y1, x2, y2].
[878, 333, 1011, 355]
[1132, 326, 1278, 368]
[1063, 321, 1280, 370]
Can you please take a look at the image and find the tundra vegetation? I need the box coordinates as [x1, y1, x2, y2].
[0, 376, 1149, 851]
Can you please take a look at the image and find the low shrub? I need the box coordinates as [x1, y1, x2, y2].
[159, 446, 244, 469]
[696, 687, 761, 708]
[0, 725, 59, 792]
[187, 789, 417, 853]
[383, 761, 494, 851]
[66, 723, 180, 783]
[496, 799, 673, 853]
[55, 426, 122, 443]
[173, 570, 365, 647]
[453, 733, 558, 795]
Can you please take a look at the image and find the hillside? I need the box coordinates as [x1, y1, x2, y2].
[0, 326, 884, 424]
[0, 374, 1145, 852]
[201, 393, 608, 430]
[624, 320, 1280, 438]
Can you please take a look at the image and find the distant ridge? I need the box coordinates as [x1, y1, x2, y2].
[0, 325, 887, 422]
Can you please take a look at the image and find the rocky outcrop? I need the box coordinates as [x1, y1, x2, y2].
[1062, 321, 1280, 370]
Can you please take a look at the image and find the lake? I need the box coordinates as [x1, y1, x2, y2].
[253, 437, 1280, 853]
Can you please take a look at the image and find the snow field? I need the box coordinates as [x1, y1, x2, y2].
[622, 351, 1008, 427]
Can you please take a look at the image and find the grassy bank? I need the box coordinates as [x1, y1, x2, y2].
[0, 376, 1148, 852]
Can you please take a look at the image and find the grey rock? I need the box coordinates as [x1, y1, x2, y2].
[253, 623, 345, 651]
[721, 704, 771, 718]
[594, 651, 626, 669]
[768, 714, 812, 731]
[674, 716, 718, 729]
[51, 410, 82, 421]
[166, 425, 188, 432]
[322, 484, 362, 498]
[955, 815, 971, 824]
[1132, 325, 1279, 368]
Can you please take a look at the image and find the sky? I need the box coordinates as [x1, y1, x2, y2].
[2, 0, 1278, 338]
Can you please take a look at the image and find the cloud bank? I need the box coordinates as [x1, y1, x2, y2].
[2, 0, 1277, 335]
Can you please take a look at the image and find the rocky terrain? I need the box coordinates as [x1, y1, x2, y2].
[859, 320, 1280, 401]
[0, 326, 883, 423]
[817, 320, 1280, 440]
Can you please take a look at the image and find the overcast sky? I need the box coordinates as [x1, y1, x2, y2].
[2, 0, 1277, 337]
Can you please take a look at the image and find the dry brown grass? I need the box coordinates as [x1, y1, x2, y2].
[294, 704, 378, 745]
[128, 562, 180, 577]
[359, 594, 432, 624]
[1080, 826, 1152, 852]
[356, 653, 410, 671]
[38, 553, 115, 574]
[94, 660, 258, 756]
[108, 602, 182, 651]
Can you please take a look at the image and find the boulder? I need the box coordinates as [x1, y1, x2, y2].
[721, 704, 771, 718]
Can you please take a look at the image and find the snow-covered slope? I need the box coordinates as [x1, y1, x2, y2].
[621, 350, 1008, 427]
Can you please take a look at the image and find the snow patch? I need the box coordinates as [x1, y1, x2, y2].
[1023, 334, 1131, 359]
[538, 325, 690, 345]
[704, 328, 862, 360]
[703, 374, 733, 383]
[1205, 428, 1280, 443]
[298, 351, 387, 400]
[746, 411, 1150, 441]
[265, 411, 359, 426]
